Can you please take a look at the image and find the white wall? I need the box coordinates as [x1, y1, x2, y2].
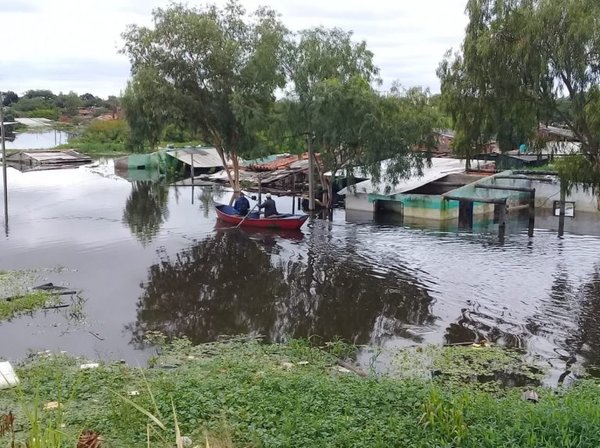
[345, 193, 374, 213]
[532, 179, 599, 213]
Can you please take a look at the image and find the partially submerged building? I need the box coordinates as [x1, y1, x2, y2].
[114, 146, 225, 180]
[340, 156, 598, 234]
[339, 158, 487, 220]
[5, 149, 91, 172]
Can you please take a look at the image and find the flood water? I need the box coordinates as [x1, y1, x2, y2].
[4, 130, 71, 150]
[1, 160, 600, 385]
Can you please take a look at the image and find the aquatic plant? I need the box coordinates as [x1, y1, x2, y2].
[392, 343, 545, 389]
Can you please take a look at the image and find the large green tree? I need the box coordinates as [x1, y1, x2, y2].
[281, 28, 440, 208]
[439, 0, 600, 189]
[121, 68, 172, 151]
[122, 0, 288, 192]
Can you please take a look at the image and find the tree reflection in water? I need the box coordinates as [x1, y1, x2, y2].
[573, 268, 600, 376]
[130, 230, 435, 346]
[122, 181, 169, 246]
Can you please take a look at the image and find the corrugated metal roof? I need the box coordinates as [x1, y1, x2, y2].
[338, 158, 465, 196]
[166, 147, 225, 168]
[14, 118, 53, 127]
[250, 154, 308, 171]
[5, 149, 91, 165]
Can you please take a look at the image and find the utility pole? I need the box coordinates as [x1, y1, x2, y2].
[1, 92, 8, 231]
[307, 132, 315, 211]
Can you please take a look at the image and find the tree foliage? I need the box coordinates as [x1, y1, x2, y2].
[439, 0, 600, 187]
[55, 91, 83, 116]
[279, 27, 441, 207]
[122, 0, 289, 192]
[122, 68, 172, 151]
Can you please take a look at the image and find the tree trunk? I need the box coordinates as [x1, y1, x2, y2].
[214, 146, 240, 193]
[312, 152, 330, 208]
[231, 153, 241, 194]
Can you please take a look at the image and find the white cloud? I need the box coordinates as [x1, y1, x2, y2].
[1, 0, 468, 98]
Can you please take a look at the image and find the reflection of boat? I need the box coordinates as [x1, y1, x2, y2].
[214, 219, 305, 241]
[215, 203, 308, 230]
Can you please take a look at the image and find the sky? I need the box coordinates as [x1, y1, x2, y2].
[0, 0, 469, 99]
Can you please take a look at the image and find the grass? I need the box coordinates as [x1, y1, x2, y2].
[1, 339, 600, 447]
[0, 270, 61, 322]
[0, 290, 57, 321]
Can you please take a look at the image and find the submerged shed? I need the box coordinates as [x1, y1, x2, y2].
[165, 147, 225, 172]
[5, 150, 91, 171]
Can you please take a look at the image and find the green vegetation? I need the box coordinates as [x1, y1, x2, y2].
[57, 119, 204, 157]
[59, 120, 131, 156]
[275, 28, 446, 207]
[0, 290, 57, 321]
[3, 89, 118, 122]
[393, 344, 545, 390]
[439, 0, 600, 188]
[1, 339, 599, 447]
[121, 1, 447, 198]
[0, 270, 59, 321]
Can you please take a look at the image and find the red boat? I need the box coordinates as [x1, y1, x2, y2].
[215, 204, 309, 230]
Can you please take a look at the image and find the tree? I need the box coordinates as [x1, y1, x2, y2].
[121, 68, 172, 151]
[23, 89, 55, 101]
[437, 52, 495, 169]
[122, 0, 289, 193]
[79, 93, 103, 108]
[439, 0, 600, 189]
[2, 91, 18, 106]
[281, 27, 441, 208]
[55, 91, 83, 116]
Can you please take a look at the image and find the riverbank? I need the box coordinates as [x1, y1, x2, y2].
[1, 339, 600, 447]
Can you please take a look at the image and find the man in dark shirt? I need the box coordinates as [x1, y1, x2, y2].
[259, 193, 278, 217]
[233, 192, 250, 215]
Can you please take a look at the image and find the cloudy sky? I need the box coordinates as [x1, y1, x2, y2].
[1, 0, 468, 98]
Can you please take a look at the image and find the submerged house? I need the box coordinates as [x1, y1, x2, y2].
[114, 146, 226, 180]
[339, 158, 487, 220]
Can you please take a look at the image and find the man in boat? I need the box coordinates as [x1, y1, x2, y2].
[259, 193, 278, 217]
[233, 191, 250, 215]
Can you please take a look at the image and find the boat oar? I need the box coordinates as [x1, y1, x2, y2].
[232, 203, 259, 229]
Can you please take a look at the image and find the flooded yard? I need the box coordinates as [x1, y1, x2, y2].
[1, 160, 600, 384]
[3, 130, 71, 150]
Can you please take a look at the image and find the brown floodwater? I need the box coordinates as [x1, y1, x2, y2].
[1, 160, 600, 385]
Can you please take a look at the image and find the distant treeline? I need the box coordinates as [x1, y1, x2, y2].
[1, 90, 120, 122]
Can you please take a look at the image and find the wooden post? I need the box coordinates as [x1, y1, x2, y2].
[528, 188, 535, 237]
[0, 93, 7, 232]
[258, 173, 262, 205]
[292, 174, 296, 214]
[307, 133, 315, 211]
[498, 202, 507, 242]
[558, 182, 566, 237]
[190, 150, 195, 205]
